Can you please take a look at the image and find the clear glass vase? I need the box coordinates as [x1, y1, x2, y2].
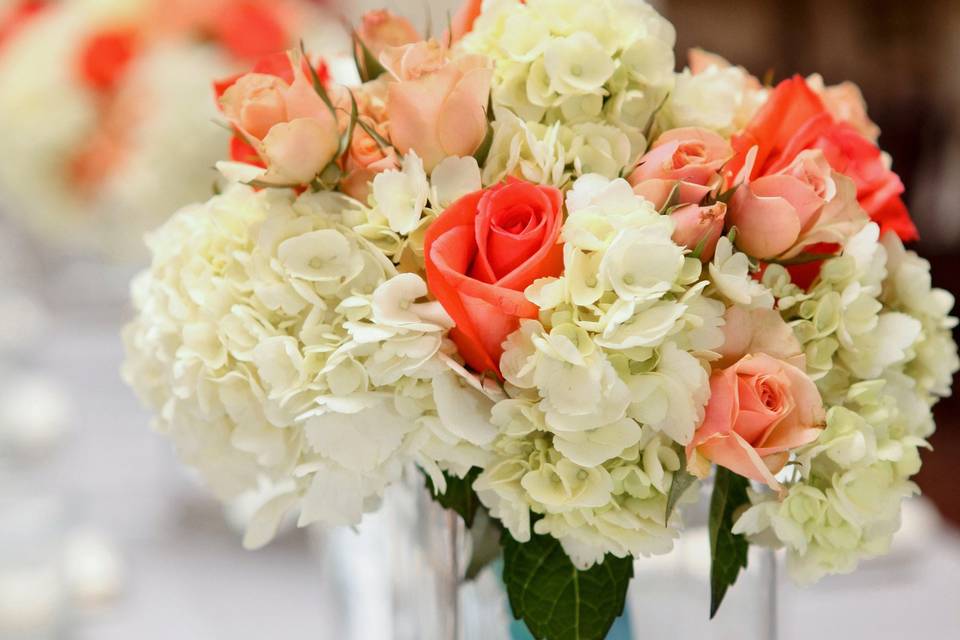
[626, 482, 778, 640]
[313, 471, 777, 640]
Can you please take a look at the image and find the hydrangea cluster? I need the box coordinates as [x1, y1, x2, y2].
[122, 183, 488, 547]
[475, 175, 726, 567]
[655, 54, 768, 136]
[462, 0, 677, 181]
[735, 225, 958, 582]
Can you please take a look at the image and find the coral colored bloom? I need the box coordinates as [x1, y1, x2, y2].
[357, 9, 420, 57]
[380, 40, 492, 172]
[687, 353, 825, 488]
[209, 0, 290, 61]
[728, 75, 917, 242]
[218, 51, 339, 185]
[628, 127, 732, 209]
[77, 28, 139, 94]
[447, 0, 483, 42]
[424, 181, 564, 375]
[669, 201, 726, 261]
[0, 0, 47, 52]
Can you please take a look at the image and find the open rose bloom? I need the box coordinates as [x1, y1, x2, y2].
[121, 0, 958, 633]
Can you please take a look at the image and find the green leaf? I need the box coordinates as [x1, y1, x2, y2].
[424, 467, 482, 527]
[472, 122, 495, 167]
[445, 9, 454, 49]
[356, 118, 393, 151]
[664, 448, 697, 523]
[299, 41, 336, 117]
[352, 31, 388, 83]
[657, 182, 681, 215]
[715, 183, 740, 204]
[464, 509, 502, 581]
[708, 467, 751, 619]
[423, 0, 433, 40]
[502, 529, 633, 640]
[689, 230, 713, 261]
[641, 90, 670, 140]
[338, 90, 360, 158]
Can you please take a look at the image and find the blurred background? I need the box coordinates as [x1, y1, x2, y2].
[0, 0, 958, 639]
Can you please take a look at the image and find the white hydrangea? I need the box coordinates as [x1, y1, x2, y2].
[881, 232, 959, 399]
[763, 224, 922, 398]
[460, 0, 676, 161]
[708, 237, 775, 309]
[657, 63, 767, 137]
[475, 175, 725, 567]
[350, 153, 482, 268]
[734, 380, 923, 585]
[123, 182, 490, 547]
[737, 223, 958, 584]
[481, 105, 633, 188]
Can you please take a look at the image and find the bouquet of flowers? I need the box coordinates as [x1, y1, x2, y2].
[0, 0, 341, 258]
[123, 0, 958, 637]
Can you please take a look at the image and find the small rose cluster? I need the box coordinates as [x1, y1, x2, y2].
[123, 0, 955, 601]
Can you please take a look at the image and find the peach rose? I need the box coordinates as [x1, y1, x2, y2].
[219, 50, 340, 185]
[669, 202, 726, 261]
[380, 41, 492, 172]
[688, 306, 824, 488]
[357, 9, 420, 57]
[727, 76, 917, 242]
[688, 48, 763, 91]
[807, 74, 880, 143]
[728, 149, 864, 260]
[628, 127, 732, 209]
[424, 180, 564, 375]
[340, 123, 399, 201]
[336, 78, 399, 200]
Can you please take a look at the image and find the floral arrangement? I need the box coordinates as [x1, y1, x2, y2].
[0, 0, 341, 258]
[122, 0, 958, 637]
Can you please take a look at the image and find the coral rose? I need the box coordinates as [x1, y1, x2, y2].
[380, 40, 492, 172]
[219, 50, 339, 186]
[688, 304, 824, 487]
[728, 149, 866, 260]
[447, 0, 483, 43]
[728, 75, 917, 242]
[424, 181, 564, 375]
[337, 78, 399, 200]
[628, 127, 732, 209]
[357, 9, 420, 57]
[687, 352, 825, 488]
[669, 202, 726, 261]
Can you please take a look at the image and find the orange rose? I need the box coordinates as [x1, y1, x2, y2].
[337, 77, 399, 201]
[424, 181, 564, 375]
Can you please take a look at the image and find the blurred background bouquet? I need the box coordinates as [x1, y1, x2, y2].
[0, 0, 344, 259]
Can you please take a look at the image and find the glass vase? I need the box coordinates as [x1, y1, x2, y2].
[313, 471, 777, 640]
[626, 482, 778, 640]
